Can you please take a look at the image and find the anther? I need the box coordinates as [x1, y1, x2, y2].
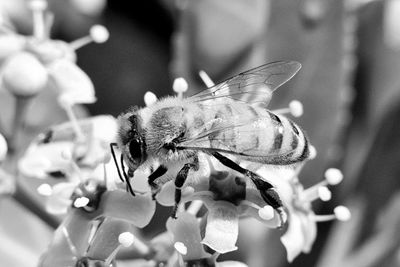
[199, 70, 215, 87]
[37, 183, 53, 196]
[144, 91, 157, 106]
[324, 168, 343, 185]
[173, 78, 188, 99]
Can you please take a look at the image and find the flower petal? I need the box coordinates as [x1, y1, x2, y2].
[98, 191, 155, 228]
[300, 213, 317, 253]
[201, 201, 239, 254]
[47, 59, 96, 105]
[0, 35, 25, 61]
[85, 217, 131, 260]
[166, 212, 209, 260]
[45, 182, 76, 214]
[280, 213, 306, 262]
[217, 261, 249, 267]
[18, 142, 73, 179]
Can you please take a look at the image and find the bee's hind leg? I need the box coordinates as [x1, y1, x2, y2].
[148, 165, 168, 199]
[171, 162, 198, 219]
[211, 152, 287, 228]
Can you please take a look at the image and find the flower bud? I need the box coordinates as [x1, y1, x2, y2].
[2, 52, 48, 97]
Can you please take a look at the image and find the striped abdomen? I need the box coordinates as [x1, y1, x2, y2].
[205, 103, 310, 165]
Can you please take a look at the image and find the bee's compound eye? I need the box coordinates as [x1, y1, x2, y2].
[129, 138, 142, 162]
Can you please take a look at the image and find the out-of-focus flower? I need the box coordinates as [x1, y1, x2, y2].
[0, 0, 108, 103]
[18, 115, 123, 214]
[19, 115, 118, 178]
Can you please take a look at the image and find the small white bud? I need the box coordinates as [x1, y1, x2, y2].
[289, 100, 303, 117]
[173, 78, 188, 94]
[258, 205, 275, 220]
[37, 183, 53, 196]
[334, 206, 351, 221]
[174, 242, 187, 255]
[73, 197, 90, 208]
[118, 232, 135, 247]
[318, 186, 332, 201]
[90, 25, 109, 43]
[324, 168, 343, 185]
[29, 0, 48, 11]
[0, 134, 7, 161]
[144, 91, 158, 106]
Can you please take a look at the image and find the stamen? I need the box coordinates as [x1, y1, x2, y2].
[288, 100, 304, 117]
[144, 91, 157, 106]
[104, 232, 133, 266]
[37, 183, 53, 196]
[29, 0, 48, 40]
[258, 205, 275, 220]
[308, 145, 317, 160]
[199, 70, 215, 87]
[303, 185, 331, 202]
[118, 232, 135, 247]
[73, 196, 89, 208]
[334, 206, 351, 221]
[174, 242, 187, 267]
[173, 78, 188, 99]
[174, 242, 188, 255]
[58, 99, 86, 142]
[69, 25, 109, 50]
[313, 206, 351, 222]
[324, 168, 343, 185]
[273, 100, 304, 117]
[304, 168, 344, 195]
[318, 186, 332, 201]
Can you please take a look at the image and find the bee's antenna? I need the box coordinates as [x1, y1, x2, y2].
[110, 143, 124, 182]
[120, 154, 135, 196]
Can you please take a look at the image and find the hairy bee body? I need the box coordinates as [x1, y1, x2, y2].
[115, 61, 310, 225]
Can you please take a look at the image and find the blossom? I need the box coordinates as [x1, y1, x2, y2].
[147, 211, 248, 266]
[0, 0, 108, 103]
[18, 115, 123, 214]
[156, 154, 282, 254]
[256, 166, 349, 262]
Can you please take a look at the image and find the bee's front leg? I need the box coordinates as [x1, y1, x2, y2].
[171, 162, 197, 219]
[148, 165, 168, 200]
[211, 152, 287, 228]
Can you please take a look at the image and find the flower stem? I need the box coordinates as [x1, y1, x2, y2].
[62, 103, 85, 142]
[9, 96, 31, 152]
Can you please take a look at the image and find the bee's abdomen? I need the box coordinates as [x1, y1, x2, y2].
[263, 111, 310, 165]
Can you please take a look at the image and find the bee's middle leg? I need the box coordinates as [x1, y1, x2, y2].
[171, 162, 198, 219]
[211, 152, 287, 228]
[148, 165, 168, 199]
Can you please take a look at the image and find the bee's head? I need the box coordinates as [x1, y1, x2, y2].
[117, 107, 147, 171]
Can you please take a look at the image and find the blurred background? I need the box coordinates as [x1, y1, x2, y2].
[1, 0, 400, 266]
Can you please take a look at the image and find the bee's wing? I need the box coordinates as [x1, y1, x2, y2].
[188, 61, 301, 106]
[177, 116, 300, 159]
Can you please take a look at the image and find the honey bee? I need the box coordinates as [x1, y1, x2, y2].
[111, 61, 310, 227]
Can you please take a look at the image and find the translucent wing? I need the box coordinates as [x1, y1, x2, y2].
[177, 114, 302, 162]
[188, 61, 301, 105]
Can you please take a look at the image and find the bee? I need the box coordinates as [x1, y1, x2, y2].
[111, 61, 310, 227]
